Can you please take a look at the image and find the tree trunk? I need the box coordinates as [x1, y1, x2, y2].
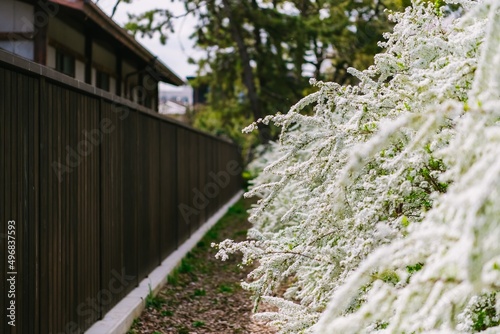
[221, 0, 270, 144]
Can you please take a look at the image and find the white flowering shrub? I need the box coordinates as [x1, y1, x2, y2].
[215, 0, 500, 332]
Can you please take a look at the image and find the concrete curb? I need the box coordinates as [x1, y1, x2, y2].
[85, 191, 244, 334]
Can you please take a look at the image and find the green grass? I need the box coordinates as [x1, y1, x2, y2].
[164, 199, 249, 288]
[165, 257, 198, 287]
[177, 327, 189, 334]
[145, 285, 165, 310]
[193, 320, 205, 327]
[232, 229, 247, 238]
[167, 271, 179, 286]
[218, 283, 234, 294]
[204, 228, 220, 241]
[193, 288, 206, 297]
[178, 258, 194, 274]
[126, 319, 141, 334]
[161, 310, 174, 316]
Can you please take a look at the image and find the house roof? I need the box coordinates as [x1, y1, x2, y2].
[49, 0, 184, 86]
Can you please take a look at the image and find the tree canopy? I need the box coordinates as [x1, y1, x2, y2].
[122, 0, 410, 148]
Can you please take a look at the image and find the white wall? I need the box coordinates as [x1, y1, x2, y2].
[0, 0, 35, 60]
[110, 77, 116, 94]
[75, 60, 85, 82]
[122, 60, 138, 99]
[47, 45, 85, 81]
[46, 45, 56, 68]
[0, 0, 34, 32]
[91, 67, 96, 86]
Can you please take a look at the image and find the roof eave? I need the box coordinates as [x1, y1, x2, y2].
[49, 0, 185, 86]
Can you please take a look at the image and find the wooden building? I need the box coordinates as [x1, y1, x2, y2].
[0, 0, 184, 110]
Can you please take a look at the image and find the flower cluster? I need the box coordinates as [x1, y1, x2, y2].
[215, 0, 500, 332]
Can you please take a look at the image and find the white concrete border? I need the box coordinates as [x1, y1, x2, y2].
[86, 191, 244, 334]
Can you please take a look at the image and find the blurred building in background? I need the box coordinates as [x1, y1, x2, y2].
[0, 0, 184, 111]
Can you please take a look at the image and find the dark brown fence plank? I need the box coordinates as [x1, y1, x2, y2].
[159, 122, 177, 258]
[39, 75, 49, 334]
[176, 128, 191, 243]
[149, 117, 161, 268]
[23, 74, 40, 334]
[136, 112, 148, 281]
[122, 109, 139, 289]
[100, 100, 127, 315]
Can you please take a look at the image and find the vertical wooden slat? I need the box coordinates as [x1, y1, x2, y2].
[39, 75, 48, 334]
[137, 113, 146, 280]
[47, 81, 54, 331]
[100, 100, 127, 314]
[15, 68, 23, 334]
[159, 123, 177, 258]
[150, 118, 160, 267]
[69, 89, 78, 333]
[55, 84, 61, 332]
[122, 109, 138, 288]
[176, 128, 190, 243]
[61, 86, 68, 333]
[30, 74, 40, 334]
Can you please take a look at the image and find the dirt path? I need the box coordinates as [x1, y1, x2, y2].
[127, 198, 277, 334]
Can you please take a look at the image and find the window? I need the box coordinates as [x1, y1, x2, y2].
[55, 51, 75, 77]
[96, 70, 110, 92]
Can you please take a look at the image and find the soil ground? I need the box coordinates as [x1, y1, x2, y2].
[127, 197, 277, 334]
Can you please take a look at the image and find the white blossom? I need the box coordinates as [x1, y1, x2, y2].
[215, 0, 500, 332]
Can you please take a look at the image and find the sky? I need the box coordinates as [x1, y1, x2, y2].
[95, 0, 201, 89]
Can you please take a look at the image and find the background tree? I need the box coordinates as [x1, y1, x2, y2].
[120, 0, 410, 155]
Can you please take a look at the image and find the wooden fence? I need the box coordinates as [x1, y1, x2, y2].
[0, 50, 242, 334]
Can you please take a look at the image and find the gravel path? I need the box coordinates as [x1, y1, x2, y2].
[127, 198, 277, 334]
